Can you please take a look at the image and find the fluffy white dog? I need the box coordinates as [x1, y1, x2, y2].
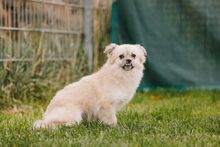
[33, 43, 147, 129]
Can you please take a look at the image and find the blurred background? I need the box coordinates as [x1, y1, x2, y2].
[0, 0, 220, 108]
[112, 0, 220, 89]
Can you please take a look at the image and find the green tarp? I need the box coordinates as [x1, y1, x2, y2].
[112, 0, 220, 89]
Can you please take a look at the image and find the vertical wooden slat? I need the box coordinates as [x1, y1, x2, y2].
[84, 0, 93, 72]
[0, 0, 2, 59]
[0, 13, 1, 58]
[38, 3, 44, 28]
[20, 0, 23, 52]
[0, 0, 2, 27]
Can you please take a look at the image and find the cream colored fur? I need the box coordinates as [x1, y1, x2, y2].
[33, 44, 147, 129]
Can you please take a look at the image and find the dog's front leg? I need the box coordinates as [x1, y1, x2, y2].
[97, 102, 117, 126]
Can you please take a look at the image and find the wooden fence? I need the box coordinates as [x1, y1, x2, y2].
[0, 0, 111, 70]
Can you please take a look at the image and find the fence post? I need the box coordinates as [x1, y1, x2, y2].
[84, 0, 93, 72]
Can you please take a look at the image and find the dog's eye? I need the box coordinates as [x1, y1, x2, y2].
[119, 54, 124, 59]
[131, 53, 136, 58]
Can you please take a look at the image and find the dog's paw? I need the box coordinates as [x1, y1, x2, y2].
[101, 115, 117, 127]
[33, 120, 47, 129]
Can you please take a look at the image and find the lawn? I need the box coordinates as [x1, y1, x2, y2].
[0, 89, 220, 146]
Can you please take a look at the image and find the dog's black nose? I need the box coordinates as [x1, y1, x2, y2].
[126, 59, 132, 64]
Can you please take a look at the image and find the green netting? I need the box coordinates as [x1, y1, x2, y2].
[112, 0, 220, 89]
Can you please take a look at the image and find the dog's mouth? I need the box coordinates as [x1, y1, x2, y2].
[122, 63, 134, 71]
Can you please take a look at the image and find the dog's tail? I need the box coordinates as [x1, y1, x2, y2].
[33, 120, 47, 129]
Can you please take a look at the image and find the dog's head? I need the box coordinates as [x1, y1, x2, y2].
[104, 43, 147, 71]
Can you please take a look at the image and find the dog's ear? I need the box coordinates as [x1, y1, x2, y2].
[136, 44, 147, 57]
[104, 43, 118, 57]
[136, 44, 147, 63]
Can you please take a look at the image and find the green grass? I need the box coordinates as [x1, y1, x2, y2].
[0, 89, 220, 146]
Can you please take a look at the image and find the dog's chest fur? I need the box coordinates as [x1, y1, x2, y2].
[111, 89, 133, 111]
[104, 73, 140, 111]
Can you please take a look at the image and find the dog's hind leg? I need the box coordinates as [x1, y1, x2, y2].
[33, 106, 82, 129]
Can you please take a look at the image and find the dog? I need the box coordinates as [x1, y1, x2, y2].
[33, 43, 147, 129]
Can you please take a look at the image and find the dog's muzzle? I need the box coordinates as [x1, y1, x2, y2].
[122, 59, 134, 71]
[122, 64, 134, 71]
